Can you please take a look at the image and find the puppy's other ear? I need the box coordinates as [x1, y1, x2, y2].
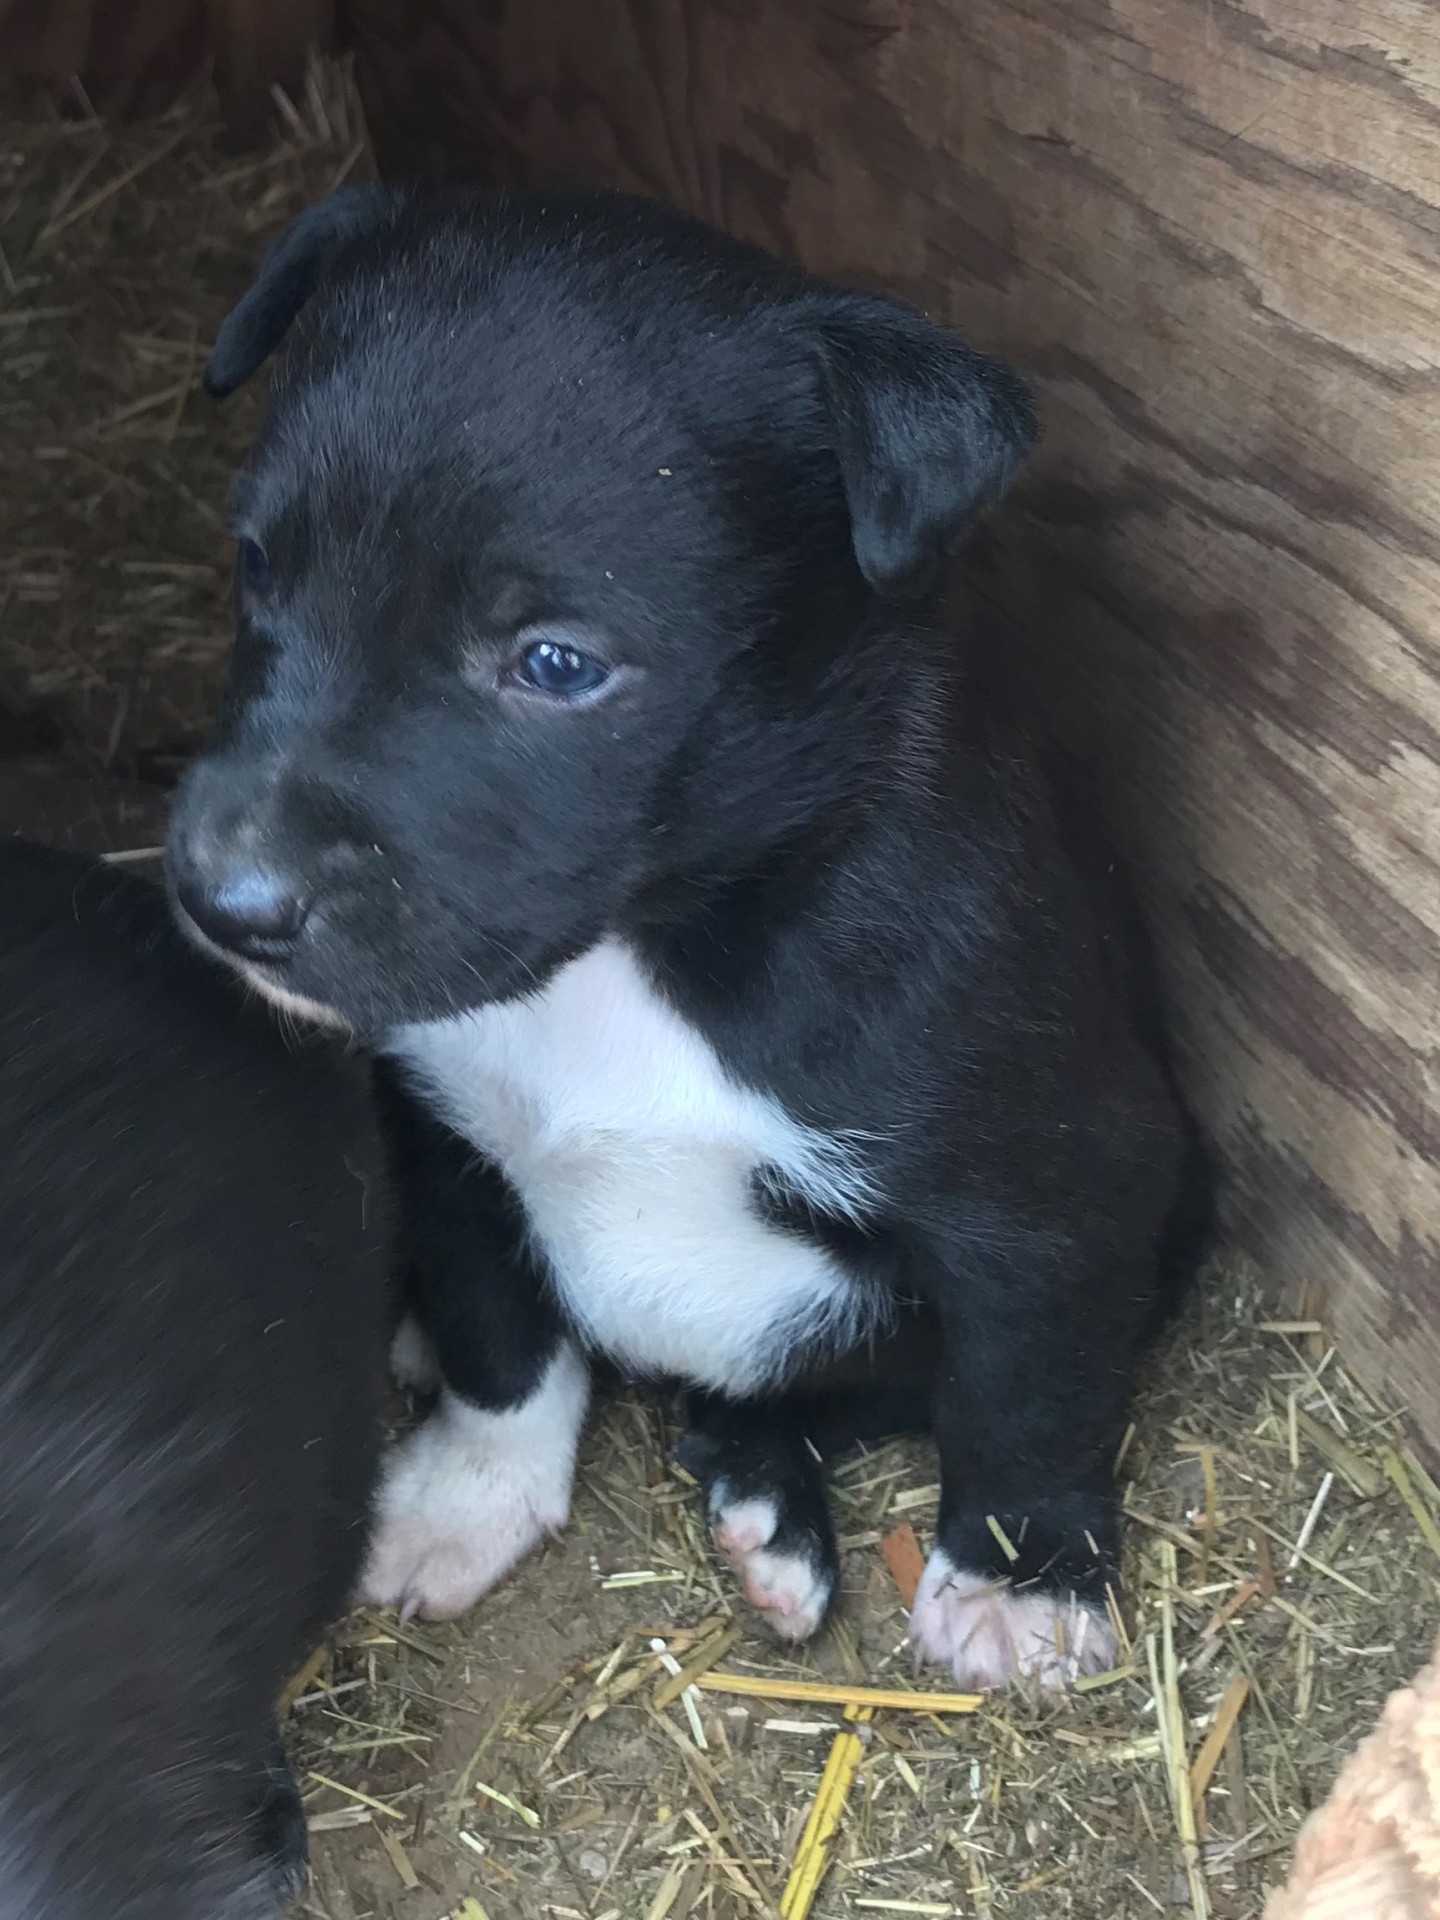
[204, 185, 396, 399]
[811, 294, 1037, 599]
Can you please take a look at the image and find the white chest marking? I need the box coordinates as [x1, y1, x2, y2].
[386, 939, 877, 1394]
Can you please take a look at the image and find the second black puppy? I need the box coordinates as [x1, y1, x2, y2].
[169, 186, 1208, 1689]
[0, 843, 390, 1917]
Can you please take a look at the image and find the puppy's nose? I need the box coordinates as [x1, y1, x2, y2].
[175, 866, 309, 960]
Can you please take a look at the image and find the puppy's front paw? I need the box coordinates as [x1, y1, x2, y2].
[710, 1486, 835, 1642]
[362, 1353, 586, 1621]
[361, 1415, 568, 1621]
[909, 1548, 1115, 1692]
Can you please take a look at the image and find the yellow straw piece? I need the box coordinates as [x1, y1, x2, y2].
[474, 1779, 541, 1829]
[1189, 1674, 1250, 1821]
[653, 1623, 744, 1709]
[275, 1643, 328, 1716]
[985, 1514, 1020, 1564]
[305, 1772, 405, 1822]
[779, 1705, 873, 1919]
[693, 1671, 981, 1714]
[1383, 1449, 1440, 1563]
[853, 1904, 957, 1916]
[377, 1826, 421, 1890]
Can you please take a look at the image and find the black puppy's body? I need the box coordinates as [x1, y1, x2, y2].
[0, 844, 391, 1917]
[169, 187, 1208, 1687]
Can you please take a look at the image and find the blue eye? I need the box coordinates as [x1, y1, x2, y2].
[238, 538, 270, 595]
[516, 638, 611, 698]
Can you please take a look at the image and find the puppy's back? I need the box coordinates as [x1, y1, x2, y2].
[0, 843, 390, 1919]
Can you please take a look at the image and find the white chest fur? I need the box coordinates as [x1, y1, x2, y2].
[386, 939, 876, 1394]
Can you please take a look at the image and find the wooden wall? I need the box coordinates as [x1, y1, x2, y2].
[345, 0, 1440, 1442]
[0, 0, 329, 119]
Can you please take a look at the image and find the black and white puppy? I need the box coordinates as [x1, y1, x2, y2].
[0, 842, 391, 1918]
[168, 187, 1209, 1691]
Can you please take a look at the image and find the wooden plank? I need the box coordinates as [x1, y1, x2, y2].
[0, 0, 330, 119]
[351, 0, 1440, 1447]
[209, 0, 335, 127]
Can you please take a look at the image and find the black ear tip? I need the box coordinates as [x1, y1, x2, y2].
[1008, 376, 1041, 456]
[200, 358, 234, 402]
[198, 184, 396, 404]
[982, 357, 1040, 462]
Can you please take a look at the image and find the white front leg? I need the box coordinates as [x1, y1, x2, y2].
[361, 1341, 590, 1621]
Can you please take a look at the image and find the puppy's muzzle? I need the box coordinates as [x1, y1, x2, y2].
[171, 861, 310, 964]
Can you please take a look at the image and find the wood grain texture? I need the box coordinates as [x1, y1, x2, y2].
[0, 0, 331, 119]
[348, 0, 1440, 1444]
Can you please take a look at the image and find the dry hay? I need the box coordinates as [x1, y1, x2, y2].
[284, 1261, 1440, 1920]
[0, 59, 370, 775]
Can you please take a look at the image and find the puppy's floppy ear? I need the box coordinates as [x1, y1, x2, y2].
[810, 293, 1037, 599]
[204, 185, 396, 400]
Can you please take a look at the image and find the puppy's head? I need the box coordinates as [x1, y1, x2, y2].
[168, 187, 1034, 1033]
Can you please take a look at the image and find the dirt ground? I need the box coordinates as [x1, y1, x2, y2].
[3, 63, 1439, 1920]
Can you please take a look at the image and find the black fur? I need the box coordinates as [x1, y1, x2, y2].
[203, 186, 392, 402]
[168, 187, 1209, 1660]
[677, 1392, 839, 1616]
[371, 1057, 562, 1411]
[0, 843, 391, 1917]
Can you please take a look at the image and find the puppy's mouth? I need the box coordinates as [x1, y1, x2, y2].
[167, 853, 570, 1035]
[233, 959, 352, 1033]
[169, 901, 353, 1034]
